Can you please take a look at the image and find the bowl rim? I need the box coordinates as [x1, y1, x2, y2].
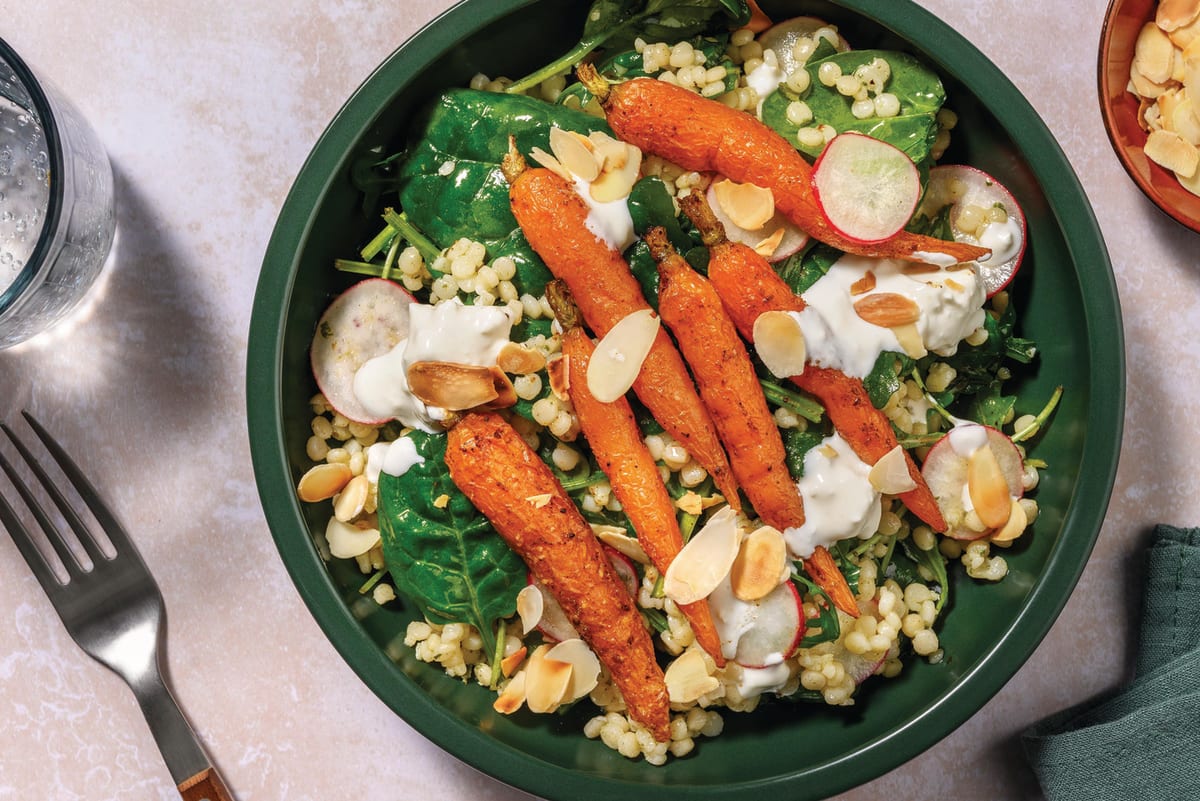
[247, 1, 1124, 798]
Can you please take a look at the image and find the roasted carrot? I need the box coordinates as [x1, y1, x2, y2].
[644, 228, 858, 618]
[445, 411, 670, 741]
[502, 142, 741, 509]
[545, 280, 725, 666]
[577, 65, 989, 266]
[679, 191, 947, 533]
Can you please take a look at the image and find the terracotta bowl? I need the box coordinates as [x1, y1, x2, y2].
[1099, 0, 1200, 232]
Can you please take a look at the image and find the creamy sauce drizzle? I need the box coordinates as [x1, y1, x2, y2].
[785, 433, 881, 559]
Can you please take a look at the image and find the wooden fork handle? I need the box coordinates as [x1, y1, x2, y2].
[178, 767, 233, 801]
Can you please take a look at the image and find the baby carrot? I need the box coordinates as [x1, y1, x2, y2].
[445, 411, 670, 741]
[644, 228, 858, 618]
[578, 65, 989, 267]
[546, 280, 725, 666]
[502, 142, 741, 509]
[679, 191, 947, 533]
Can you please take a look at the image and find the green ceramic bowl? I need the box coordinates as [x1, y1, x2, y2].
[247, 1, 1122, 798]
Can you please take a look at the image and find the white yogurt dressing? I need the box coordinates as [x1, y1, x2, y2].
[794, 254, 987, 378]
[948, 422, 990, 514]
[366, 437, 426, 480]
[572, 175, 636, 252]
[352, 299, 514, 431]
[745, 61, 785, 114]
[785, 433, 882, 559]
[977, 217, 1022, 265]
[730, 661, 793, 698]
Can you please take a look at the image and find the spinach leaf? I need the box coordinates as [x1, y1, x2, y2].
[899, 538, 948, 612]
[863, 351, 914, 409]
[377, 431, 527, 655]
[761, 50, 945, 166]
[775, 242, 841, 294]
[506, 0, 750, 94]
[939, 299, 1036, 423]
[625, 176, 693, 307]
[782, 426, 825, 478]
[794, 573, 841, 648]
[395, 89, 612, 297]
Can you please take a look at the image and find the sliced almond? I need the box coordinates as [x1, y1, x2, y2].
[589, 143, 642, 203]
[324, 516, 381, 559]
[850, 271, 877, 295]
[1136, 21, 1176, 84]
[526, 493, 553, 509]
[516, 584, 544, 635]
[524, 644, 574, 713]
[903, 262, 942, 275]
[753, 227, 786, 258]
[501, 645, 528, 678]
[1171, 13, 1200, 48]
[1130, 60, 1173, 99]
[868, 445, 918, 495]
[549, 127, 600, 182]
[853, 293, 921, 327]
[592, 524, 652, 565]
[892, 321, 927, 360]
[408, 361, 499, 410]
[545, 638, 602, 701]
[664, 648, 720, 704]
[675, 490, 704, 516]
[497, 341, 547, 375]
[967, 445, 1013, 530]
[1173, 94, 1200, 145]
[493, 670, 527, 714]
[663, 506, 743, 605]
[297, 462, 353, 502]
[587, 309, 660, 402]
[753, 310, 807, 378]
[484, 365, 519, 410]
[1145, 128, 1200, 177]
[333, 474, 369, 522]
[729, 525, 788, 602]
[1159, 0, 1200, 32]
[1179, 158, 1200, 195]
[528, 146, 572, 183]
[711, 179, 775, 230]
[546, 354, 570, 400]
[433, 493, 451, 509]
[990, 497, 1028, 544]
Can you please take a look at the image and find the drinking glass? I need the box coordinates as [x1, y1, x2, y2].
[0, 38, 115, 349]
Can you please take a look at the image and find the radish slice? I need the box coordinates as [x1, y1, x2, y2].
[921, 423, 1024, 541]
[310, 278, 416, 424]
[528, 546, 640, 642]
[708, 574, 805, 669]
[921, 165, 1027, 297]
[706, 179, 809, 262]
[811, 132, 921, 245]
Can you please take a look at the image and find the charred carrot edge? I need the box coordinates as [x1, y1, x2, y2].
[578, 65, 989, 266]
[445, 411, 670, 741]
[643, 227, 805, 534]
[804, 544, 860, 618]
[503, 142, 741, 509]
[681, 191, 948, 534]
[546, 281, 726, 666]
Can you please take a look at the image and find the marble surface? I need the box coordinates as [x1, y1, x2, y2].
[0, 1, 1185, 799]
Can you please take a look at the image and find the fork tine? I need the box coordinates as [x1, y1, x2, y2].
[0, 441, 88, 580]
[0, 474, 65, 591]
[20, 411, 135, 558]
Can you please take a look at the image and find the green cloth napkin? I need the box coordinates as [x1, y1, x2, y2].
[1022, 524, 1200, 801]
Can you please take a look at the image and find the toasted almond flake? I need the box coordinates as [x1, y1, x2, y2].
[1159, 0, 1200, 32]
[753, 227, 786, 257]
[1145, 128, 1200, 177]
[433, 494, 451, 509]
[485, 365, 519, 410]
[712, 179, 775, 230]
[589, 132, 630, 171]
[497, 341, 547, 375]
[546, 354, 570, 400]
[592, 524, 652, 565]
[524, 644, 574, 713]
[1136, 21, 1176, 84]
[501, 645, 528, 678]
[664, 648, 720, 704]
[1171, 93, 1200, 144]
[526, 493, 553, 509]
[333, 474, 369, 522]
[853, 293, 921, 328]
[587, 309, 660, 402]
[892, 322, 927, 360]
[676, 490, 704, 516]
[730, 525, 789, 601]
[868, 445, 918, 495]
[819, 444, 838, 459]
[589, 142, 642, 203]
[297, 462, 353, 503]
[967, 445, 1013, 529]
[408, 361, 499, 411]
[903, 262, 942, 275]
[493, 670, 527, 714]
[550, 127, 600, 182]
[700, 493, 726, 510]
[1130, 60, 1172, 99]
[990, 497, 1028, 543]
[545, 638, 602, 701]
[516, 584, 544, 635]
[753, 310, 807, 378]
[324, 517, 382, 559]
[1171, 13, 1200, 48]
[529, 146, 572, 182]
[850, 271, 877, 295]
[663, 507, 743, 605]
[945, 278, 965, 292]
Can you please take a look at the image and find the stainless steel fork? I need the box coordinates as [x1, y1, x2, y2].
[0, 411, 232, 801]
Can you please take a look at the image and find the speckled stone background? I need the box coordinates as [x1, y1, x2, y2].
[0, 1, 1183, 798]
